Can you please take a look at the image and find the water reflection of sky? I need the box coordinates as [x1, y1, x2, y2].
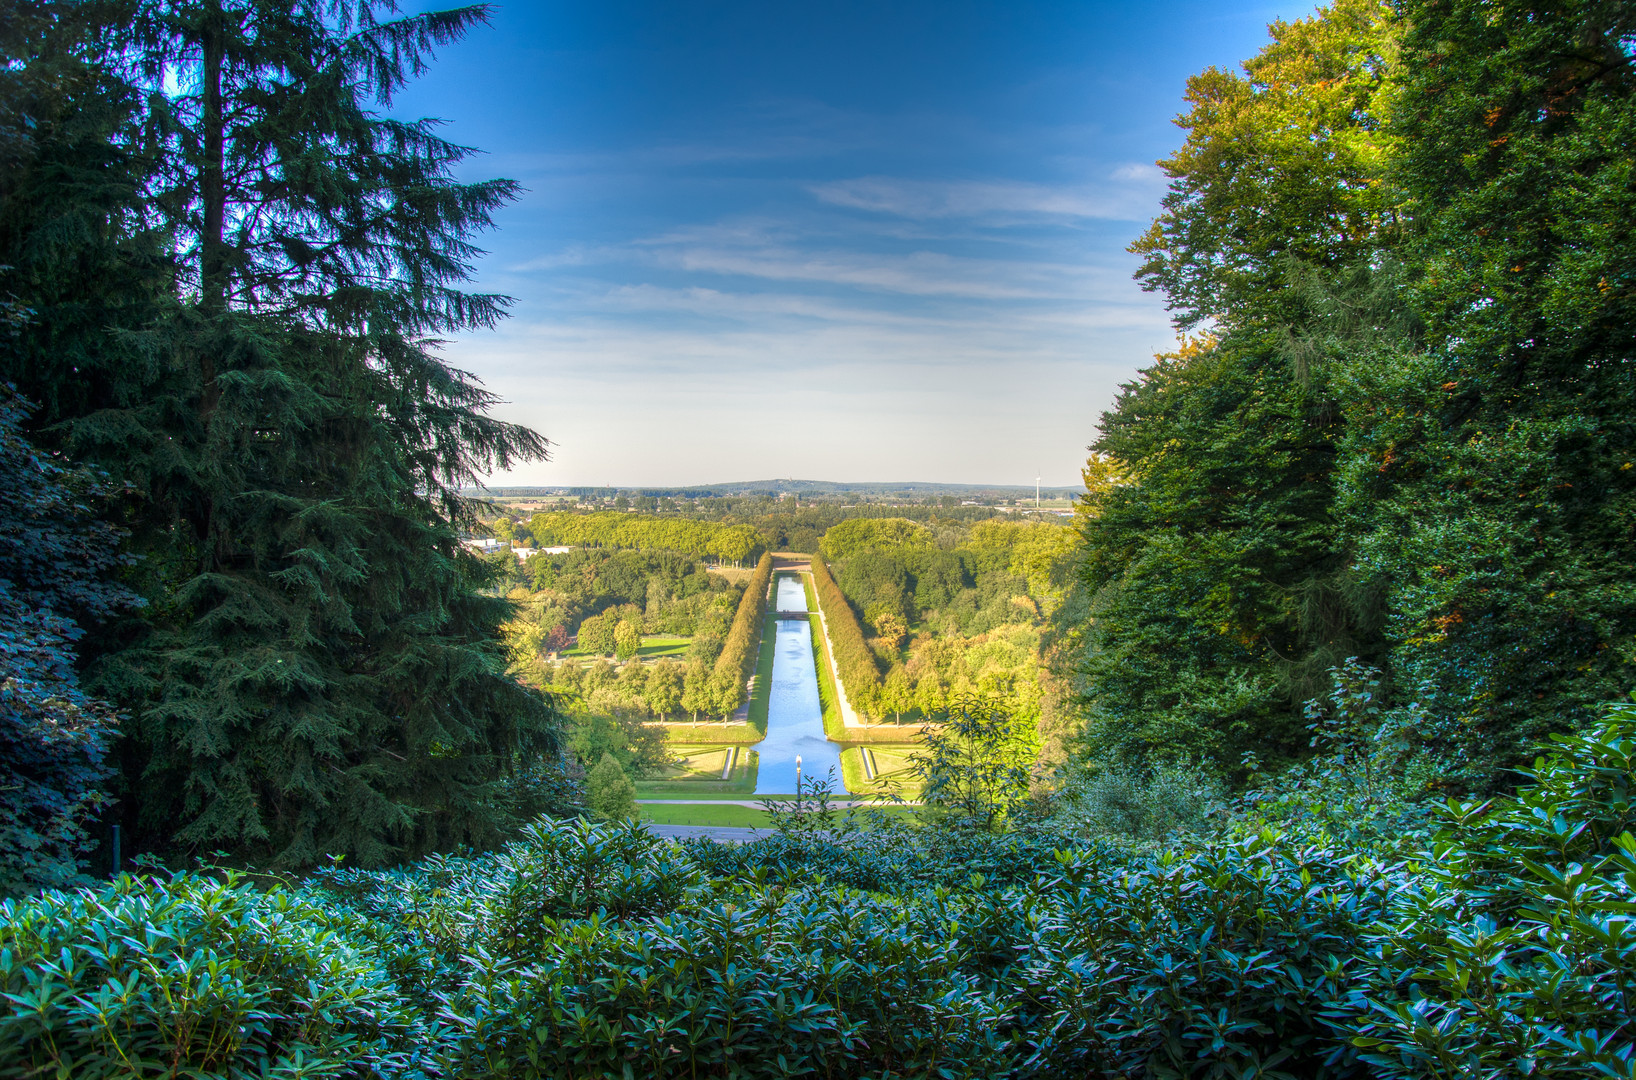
[754, 575, 846, 794]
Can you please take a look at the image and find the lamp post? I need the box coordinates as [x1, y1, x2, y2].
[795, 754, 802, 801]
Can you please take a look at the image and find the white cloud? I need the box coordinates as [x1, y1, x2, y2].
[513, 219, 1142, 302]
[459, 310, 1157, 487]
[453, 166, 1175, 485]
[808, 169, 1166, 223]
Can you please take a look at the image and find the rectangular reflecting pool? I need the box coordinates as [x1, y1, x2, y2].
[752, 574, 846, 794]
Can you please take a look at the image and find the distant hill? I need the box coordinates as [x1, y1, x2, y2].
[466, 479, 1082, 499]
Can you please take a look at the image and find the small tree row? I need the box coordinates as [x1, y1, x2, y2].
[710, 553, 775, 712]
[812, 554, 882, 717]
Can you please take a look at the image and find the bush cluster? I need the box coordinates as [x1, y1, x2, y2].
[5, 711, 1636, 1077]
[812, 553, 883, 715]
[703, 552, 773, 713]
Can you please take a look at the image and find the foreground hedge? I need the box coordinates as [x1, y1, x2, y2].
[4, 710, 1636, 1077]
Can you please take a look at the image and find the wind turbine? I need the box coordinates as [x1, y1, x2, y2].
[1035, 474, 1041, 508]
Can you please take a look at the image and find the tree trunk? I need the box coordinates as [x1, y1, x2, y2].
[197, 0, 227, 420]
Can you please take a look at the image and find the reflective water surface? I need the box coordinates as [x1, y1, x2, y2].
[752, 575, 845, 794]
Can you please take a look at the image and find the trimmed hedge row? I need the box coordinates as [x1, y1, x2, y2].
[812, 552, 881, 716]
[708, 552, 774, 712]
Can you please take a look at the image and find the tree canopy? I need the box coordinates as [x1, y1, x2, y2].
[1072, 0, 1636, 785]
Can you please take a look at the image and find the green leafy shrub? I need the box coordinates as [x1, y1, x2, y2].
[439, 887, 1014, 1079]
[314, 818, 699, 965]
[913, 694, 1035, 831]
[0, 870, 432, 1079]
[10, 715, 1636, 1079]
[1236, 660, 1443, 850]
[1326, 705, 1636, 1077]
[1059, 760, 1225, 842]
[586, 752, 636, 821]
[681, 824, 1123, 894]
[1015, 830, 1394, 1077]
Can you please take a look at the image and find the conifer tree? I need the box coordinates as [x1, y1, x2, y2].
[4, 0, 559, 867]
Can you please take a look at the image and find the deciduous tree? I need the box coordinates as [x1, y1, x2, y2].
[585, 753, 635, 822]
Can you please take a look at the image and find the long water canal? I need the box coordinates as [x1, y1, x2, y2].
[751, 574, 846, 795]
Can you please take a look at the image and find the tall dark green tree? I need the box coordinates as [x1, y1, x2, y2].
[1075, 0, 1636, 785]
[1331, 0, 1636, 778]
[2, 0, 561, 867]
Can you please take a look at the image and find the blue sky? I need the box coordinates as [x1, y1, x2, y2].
[397, 0, 1297, 487]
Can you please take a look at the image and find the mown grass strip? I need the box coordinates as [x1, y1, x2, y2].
[639, 803, 771, 828]
[745, 605, 779, 733]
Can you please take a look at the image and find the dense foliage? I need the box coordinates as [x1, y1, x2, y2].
[509, 546, 737, 659]
[910, 694, 1035, 831]
[4, 0, 1635, 1074]
[0, 0, 562, 871]
[811, 553, 883, 715]
[1071, 0, 1636, 785]
[0, 389, 136, 894]
[527, 510, 764, 565]
[4, 711, 1634, 1077]
[1344, 0, 1636, 777]
[823, 520, 1073, 728]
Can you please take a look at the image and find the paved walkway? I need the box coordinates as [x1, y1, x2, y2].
[643, 823, 770, 843]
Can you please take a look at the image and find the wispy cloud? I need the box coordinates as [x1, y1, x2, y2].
[455, 304, 1165, 487]
[519, 215, 1143, 302]
[588, 283, 1163, 333]
[660, 247, 1090, 300]
[809, 169, 1165, 223]
[464, 161, 1172, 485]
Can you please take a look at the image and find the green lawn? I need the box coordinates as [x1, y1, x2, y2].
[808, 610, 848, 740]
[637, 635, 690, 659]
[654, 746, 730, 779]
[639, 803, 771, 828]
[559, 635, 689, 661]
[657, 721, 764, 744]
[745, 606, 779, 731]
[840, 744, 922, 797]
[868, 746, 919, 775]
[636, 748, 758, 795]
[630, 790, 763, 801]
[638, 802, 921, 827]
